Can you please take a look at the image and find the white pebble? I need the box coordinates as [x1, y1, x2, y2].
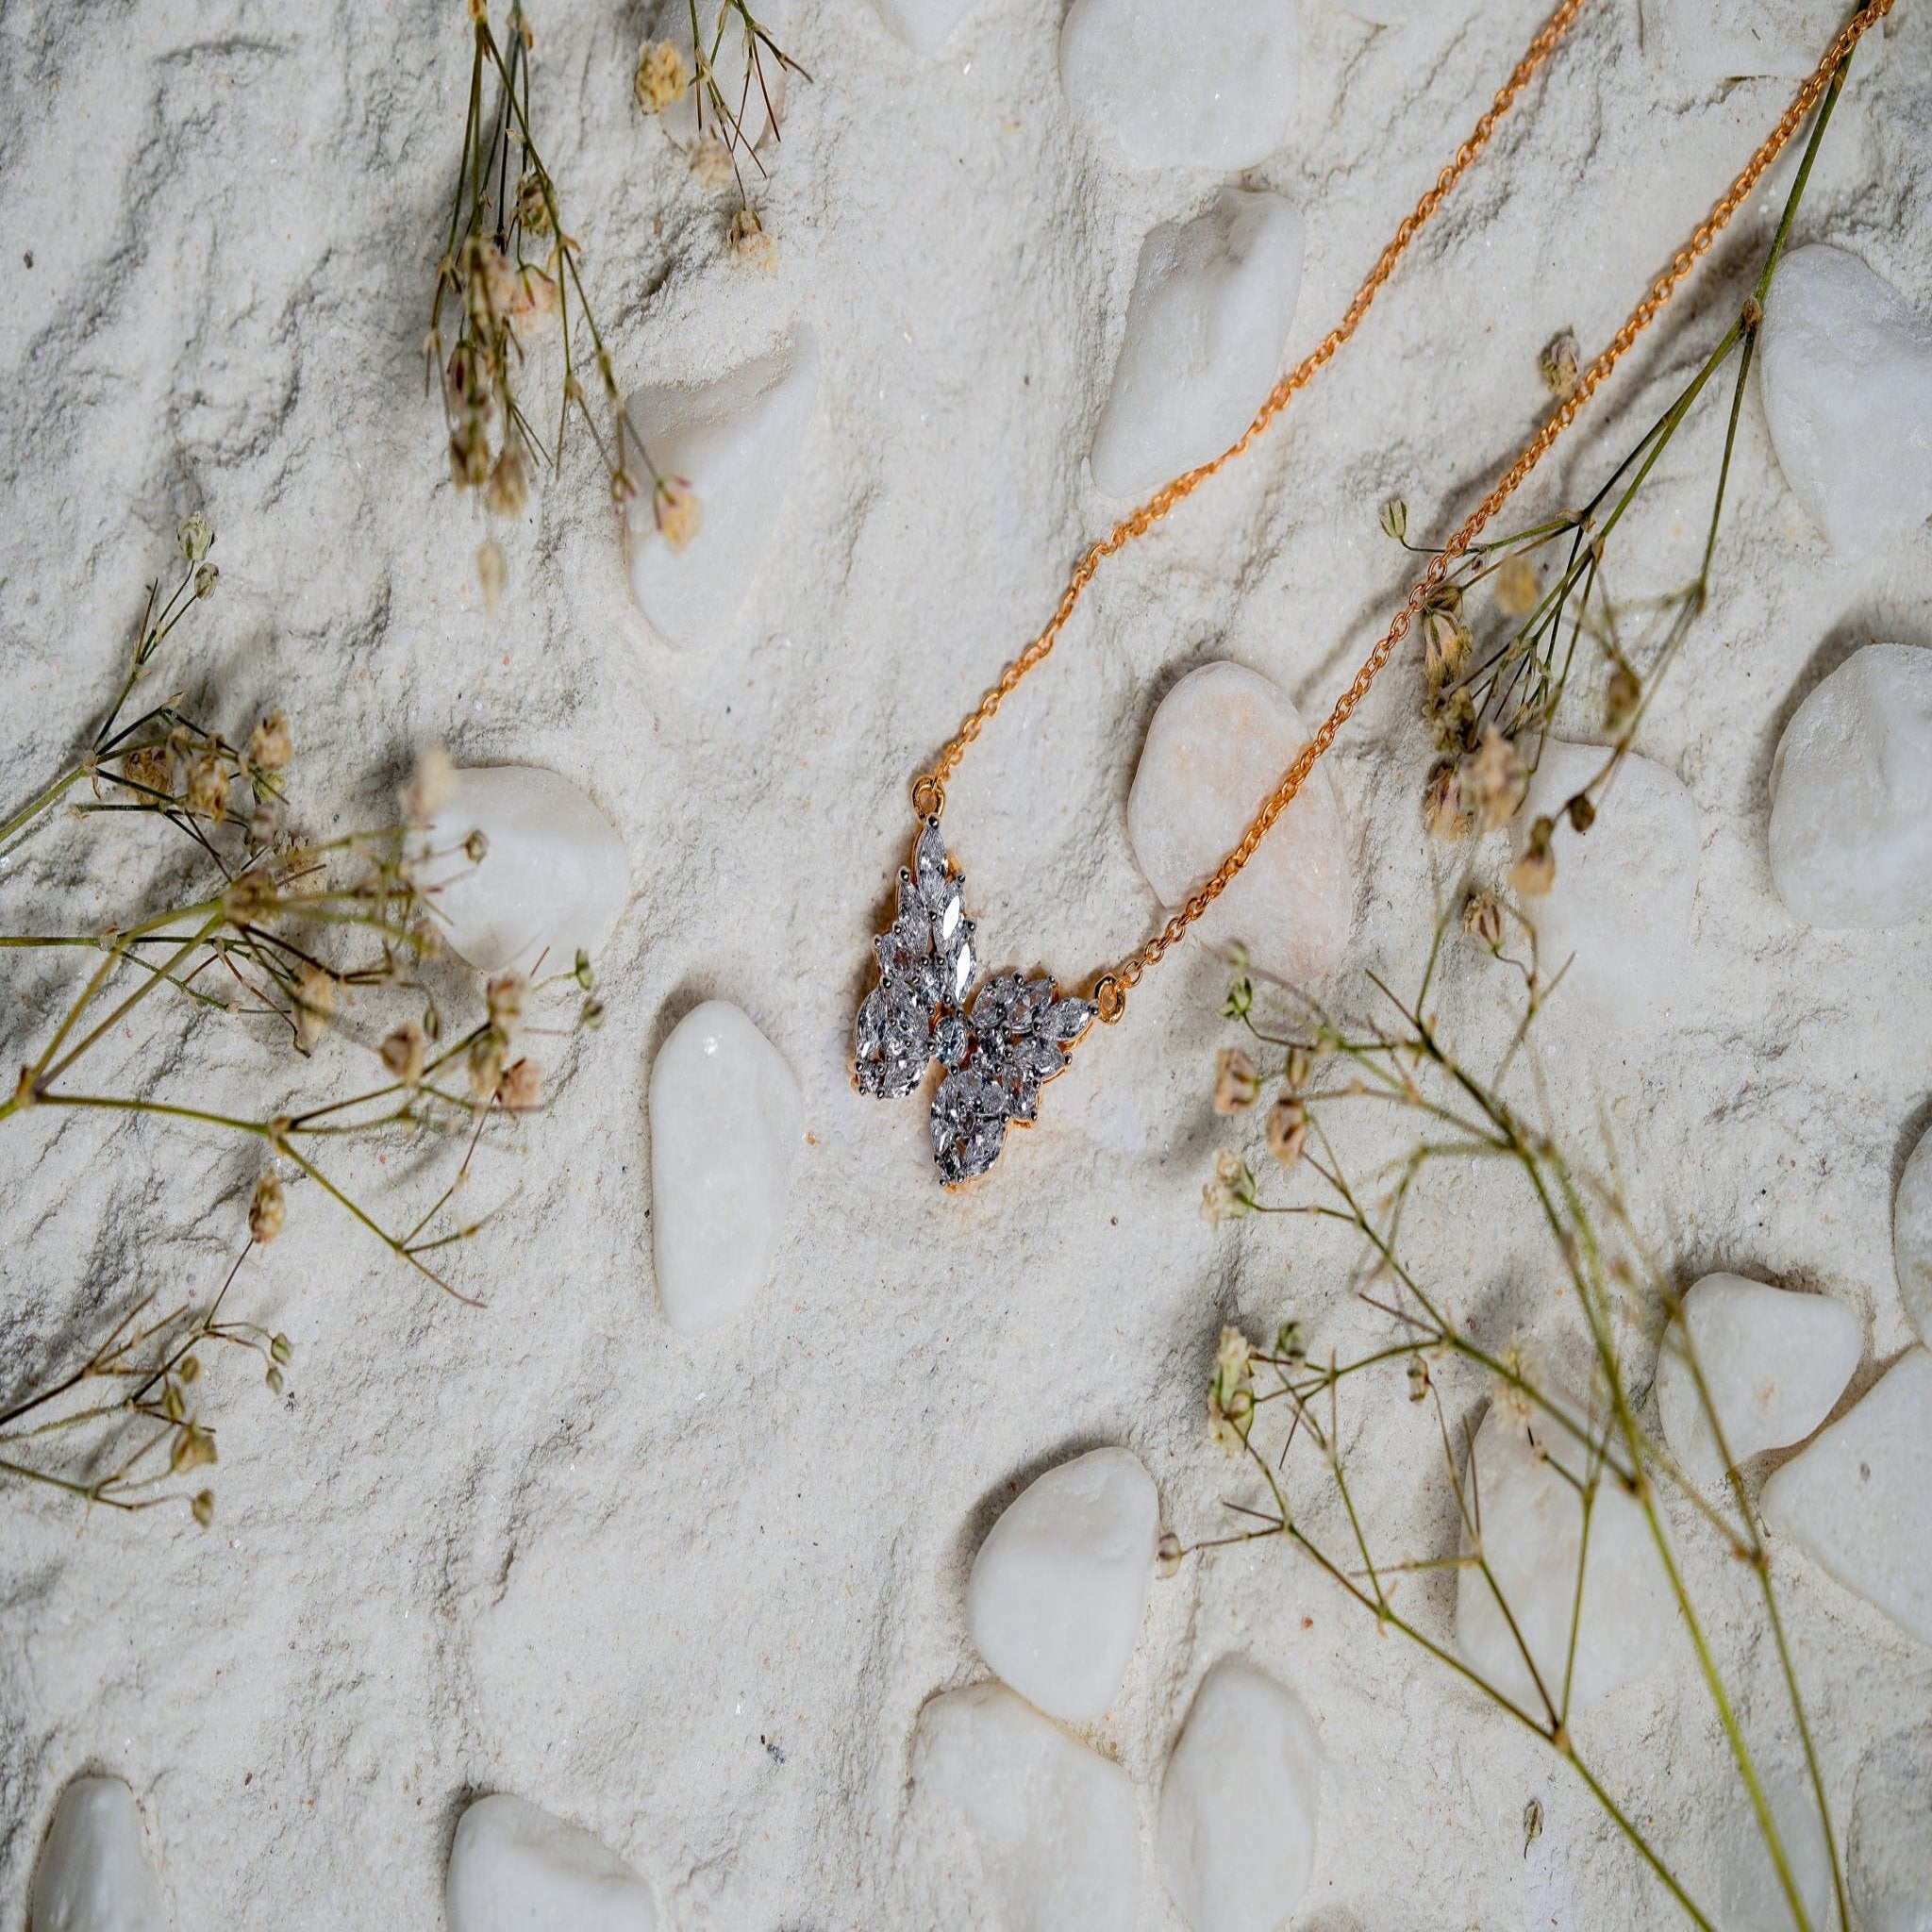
[965, 1444, 1158, 1724]
[446, 1792, 657, 1932]
[623, 330, 819, 650]
[648, 1000, 804, 1337]
[1768, 643, 1932, 929]
[1757, 244, 1932, 557]
[1897, 1124, 1932, 1348]
[1514, 741, 1699, 1024]
[425, 766, 628, 976]
[870, 0, 976, 57]
[1851, 1733, 1932, 1932]
[1059, 0, 1298, 171]
[1656, 1274, 1860, 1488]
[912, 1682, 1138, 1932]
[1707, 1772, 1835, 1932]
[1125, 662, 1353, 989]
[1761, 1348, 1932, 1647]
[1156, 1658, 1320, 1932]
[1456, 1393, 1674, 1714]
[29, 1777, 167, 1932]
[1643, 0, 1845, 80]
[1089, 189, 1304, 498]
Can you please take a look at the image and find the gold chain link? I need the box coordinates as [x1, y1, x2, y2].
[916, 0, 1895, 1020]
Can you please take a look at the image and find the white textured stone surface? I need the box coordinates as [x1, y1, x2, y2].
[965, 1444, 1158, 1723]
[623, 330, 819, 650]
[1643, 0, 1845, 80]
[1089, 190, 1305, 499]
[1126, 661, 1353, 989]
[1059, 0, 1298, 170]
[446, 1793, 656, 1932]
[911, 1682, 1138, 1932]
[1851, 1734, 1932, 1932]
[1898, 1124, 1932, 1348]
[649, 1000, 803, 1336]
[1757, 244, 1932, 557]
[1706, 1772, 1834, 1932]
[1656, 1274, 1860, 1488]
[1514, 740, 1699, 1023]
[869, 0, 977, 58]
[1456, 1394, 1675, 1714]
[424, 765, 629, 975]
[3, 6, 1931, 1929]
[1768, 643, 1932, 929]
[29, 1778, 167, 1932]
[1157, 1658, 1320, 1932]
[1762, 1349, 1932, 1647]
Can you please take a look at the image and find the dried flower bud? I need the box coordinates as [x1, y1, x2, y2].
[178, 1355, 200, 1384]
[170, 1422, 217, 1474]
[249, 1169, 287, 1244]
[401, 745, 457, 824]
[380, 1021, 427, 1086]
[1156, 1529, 1185, 1578]
[1423, 758, 1474, 841]
[1208, 1324, 1257, 1451]
[293, 963, 336, 1049]
[1540, 329, 1581, 400]
[1284, 1043, 1310, 1091]
[1462, 888, 1506, 949]
[1379, 496, 1408, 542]
[1509, 816, 1557, 898]
[1265, 1094, 1307, 1167]
[634, 39, 688, 113]
[1221, 974, 1254, 1021]
[1566, 791, 1595, 833]
[726, 204, 777, 275]
[574, 949, 593, 991]
[497, 1056, 541, 1110]
[1213, 1046, 1261, 1114]
[514, 169, 551, 235]
[1458, 728, 1528, 832]
[1425, 684, 1477, 757]
[163, 1381, 186, 1423]
[192, 1489, 215, 1527]
[186, 755, 228, 823]
[485, 972, 525, 1033]
[485, 447, 528, 519]
[193, 562, 219, 599]
[1275, 1320, 1306, 1361]
[121, 743, 175, 800]
[468, 1030, 507, 1103]
[248, 708, 292, 772]
[653, 476, 703, 551]
[1422, 603, 1472, 686]
[266, 1365, 285, 1396]
[1201, 1149, 1256, 1225]
[1605, 662, 1641, 734]
[177, 513, 212, 564]
[1407, 1356, 1431, 1402]
[1492, 552, 1541, 619]
[270, 1333, 292, 1365]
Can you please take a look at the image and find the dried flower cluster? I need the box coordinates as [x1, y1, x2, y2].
[1184, 930, 1854, 1930]
[634, 4, 808, 266]
[1387, 83, 1845, 909]
[0, 528, 602, 1520]
[430, 1, 667, 603]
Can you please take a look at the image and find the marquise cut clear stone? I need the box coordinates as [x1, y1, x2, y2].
[936, 1013, 969, 1068]
[1043, 997, 1097, 1043]
[856, 987, 886, 1060]
[915, 820, 950, 908]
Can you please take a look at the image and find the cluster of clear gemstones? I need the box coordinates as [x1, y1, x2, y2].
[854, 817, 1098, 1185]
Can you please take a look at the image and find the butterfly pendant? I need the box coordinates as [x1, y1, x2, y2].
[853, 816, 1098, 1186]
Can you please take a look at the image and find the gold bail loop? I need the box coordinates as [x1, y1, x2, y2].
[1092, 974, 1126, 1024]
[911, 774, 945, 819]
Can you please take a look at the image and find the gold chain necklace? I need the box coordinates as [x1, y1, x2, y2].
[855, 0, 1895, 1187]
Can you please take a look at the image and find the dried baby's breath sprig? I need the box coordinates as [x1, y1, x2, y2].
[1401, 74, 1853, 857]
[430, 1, 662, 593]
[1212, 1046, 1261, 1114]
[1183, 910, 1852, 1930]
[658, 3, 810, 229]
[1, 541, 599, 1314]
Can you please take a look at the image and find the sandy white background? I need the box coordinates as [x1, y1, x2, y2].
[1, 0, 1929, 1924]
